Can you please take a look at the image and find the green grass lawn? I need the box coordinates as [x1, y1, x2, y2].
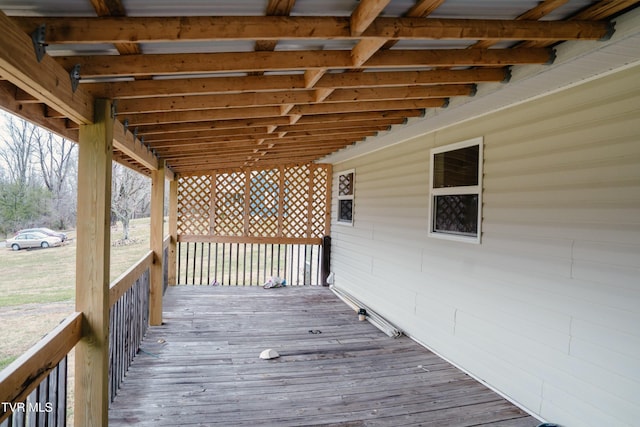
[0, 217, 163, 370]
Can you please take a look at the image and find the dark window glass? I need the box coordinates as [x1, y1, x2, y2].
[433, 194, 478, 236]
[339, 173, 354, 196]
[433, 145, 479, 188]
[339, 200, 353, 222]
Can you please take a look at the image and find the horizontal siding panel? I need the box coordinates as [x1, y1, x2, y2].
[572, 240, 640, 268]
[572, 259, 640, 289]
[571, 318, 640, 360]
[569, 336, 640, 383]
[485, 162, 640, 193]
[482, 221, 640, 245]
[541, 383, 636, 427]
[330, 64, 640, 426]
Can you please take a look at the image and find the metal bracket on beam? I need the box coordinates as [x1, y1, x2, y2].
[123, 119, 129, 133]
[111, 100, 118, 118]
[133, 127, 138, 140]
[502, 67, 512, 84]
[69, 64, 81, 93]
[31, 24, 47, 63]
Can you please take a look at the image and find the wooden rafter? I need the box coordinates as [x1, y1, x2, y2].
[12, 16, 611, 44]
[0, 1, 635, 174]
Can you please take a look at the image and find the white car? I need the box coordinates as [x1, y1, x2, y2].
[6, 231, 62, 251]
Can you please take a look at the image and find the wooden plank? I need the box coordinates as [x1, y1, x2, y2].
[13, 16, 611, 44]
[109, 251, 153, 306]
[54, 49, 553, 78]
[0, 10, 93, 125]
[168, 179, 178, 286]
[108, 287, 538, 426]
[112, 118, 159, 170]
[149, 160, 165, 326]
[0, 313, 82, 421]
[75, 98, 113, 427]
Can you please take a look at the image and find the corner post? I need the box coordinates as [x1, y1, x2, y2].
[75, 99, 113, 427]
[150, 160, 165, 325]
[168, 178, 178, 286]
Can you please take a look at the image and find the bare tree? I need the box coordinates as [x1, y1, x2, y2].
[0, 116, 38, 187]
[111, 162, 150, 240]
[36, 132, 77, 229]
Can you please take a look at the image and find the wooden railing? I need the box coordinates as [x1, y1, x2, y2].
[0, 312, 83, 426]
[177, 239, 326, 286]
[108, 249, 154, 403]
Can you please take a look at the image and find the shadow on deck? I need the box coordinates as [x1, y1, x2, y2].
[108, 286, 538, 427]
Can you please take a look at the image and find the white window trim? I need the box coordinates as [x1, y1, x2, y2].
[428, 137, 483, 244]
[337, 169, 355, 226]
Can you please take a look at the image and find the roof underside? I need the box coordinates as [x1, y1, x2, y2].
[0, 0, 638, 176]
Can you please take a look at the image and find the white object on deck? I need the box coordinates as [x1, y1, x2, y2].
[259, 348, 280, 359]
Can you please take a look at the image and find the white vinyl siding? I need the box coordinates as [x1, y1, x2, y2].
[330, 64, 640, 427]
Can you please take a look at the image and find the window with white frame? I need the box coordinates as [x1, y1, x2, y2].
[337, 170, 355, 225]
[428, 137, 483, 243]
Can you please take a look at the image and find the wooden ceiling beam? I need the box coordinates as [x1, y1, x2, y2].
[472, 0, 569, 49]
[112, 119, 159, 170]
[135, 117, 293, 135]
[351, 0, 391, 37]
[146, 124, 391, 145]
[0, 11, 93, 125]
[254, 0, 296, 51]
[406, 0, 447, 17]
[291, 98, 447, 115]
[89, 0, 141, 55]
[153, 132, 379, 153]
[116, 84, 472, 115]
[85, 68, 505, 99]
[122, 106, 283, 126]
[316, 68, 507, 88]
[0, 80, 79, 142]
[56, 48, 553, 78]
[295, 109, 425, 124]
[142, 126, 271, 143]
[12, 16, 611, 44]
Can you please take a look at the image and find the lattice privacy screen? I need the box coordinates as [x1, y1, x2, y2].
[177, 164, 332, 242]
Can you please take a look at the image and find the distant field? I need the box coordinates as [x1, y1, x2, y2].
[0, 217, 160, 370]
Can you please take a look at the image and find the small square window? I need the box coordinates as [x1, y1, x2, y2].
[337, 170, 355, 225]
[429, 138, 483, 243]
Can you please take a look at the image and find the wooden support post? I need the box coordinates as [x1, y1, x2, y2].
[150, 160, 165, 325]
[168, 178, 178, 286]
[75, 99, 112, 427]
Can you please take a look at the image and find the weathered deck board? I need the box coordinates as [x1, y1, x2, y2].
[108, 286, 539, 426]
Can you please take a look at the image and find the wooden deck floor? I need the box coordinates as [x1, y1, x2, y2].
[108, 286, 539, 427]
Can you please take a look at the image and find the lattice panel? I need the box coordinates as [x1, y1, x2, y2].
[311, 166, 329, 238]
[177, 164, 331, 240]
[282, 165, 310, 238]
[177, 175, 211, 235]
[248, 168, 280, 237]
[213, 171, 246, 236]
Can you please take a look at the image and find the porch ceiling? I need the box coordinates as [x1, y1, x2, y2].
[0, 0, 638, 176]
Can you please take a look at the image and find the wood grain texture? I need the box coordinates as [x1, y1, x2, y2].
[108, 286, 537, 426]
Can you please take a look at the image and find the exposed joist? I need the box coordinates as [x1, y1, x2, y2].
[351, 0, 392, 36]
[84, 68, 504, 99]
[0, 10, 93, 125]
[56, 49, 552, 78]
[12, 16, 611, 44]
[112, 119, 159, 171]
[116, 84, 472, 114]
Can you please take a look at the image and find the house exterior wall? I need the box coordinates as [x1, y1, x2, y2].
[329, 64, 640, 427]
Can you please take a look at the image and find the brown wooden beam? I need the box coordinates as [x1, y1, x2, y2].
[13, 16, 611, 44]
[75, 99, 113, 427]
[0, 10, 93, 125]
[56, 48, 554, 78]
